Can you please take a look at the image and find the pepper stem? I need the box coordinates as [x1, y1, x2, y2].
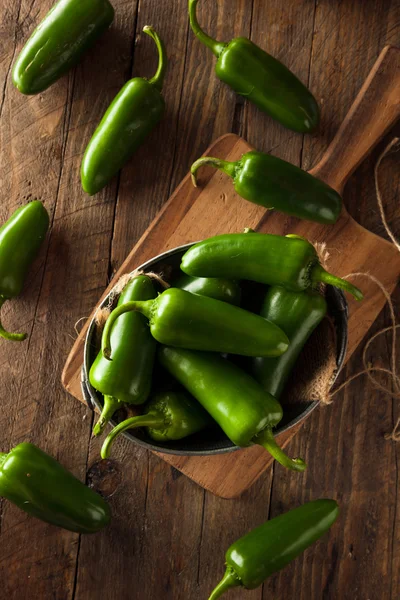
[0, 297, 27, 342]
[208, 567, 241, 600]
[102, 300, 155, 360]
[311, 264, 364, 301]
[188, 0, 226, 57]
[255, 427, 307, 472]
[93, 395, 123, 436]
[143, 26, 167, 91]
[101, 412, 165, 459]
[191, 157, 237, 187]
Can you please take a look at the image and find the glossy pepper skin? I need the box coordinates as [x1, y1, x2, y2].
[81, 26, 167, 195]
[208, 499, 339, 599]
[12, 0, 114, 95]
[253, 287, 327, 398]
[188, 0, 319, 133]
[102, 288, 289, 359]
[181, 233, 363, 300]
[0, 201, 49, 341]
[191, 151, 342, 225]
[101, 390, 211, 458]
[0, 443, 111, 533]
[174, 273, 241, 306]
[89, 276, 157, 436]
[158, 346, 306, 471]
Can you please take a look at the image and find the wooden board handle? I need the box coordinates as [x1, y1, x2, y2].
[309, 46, 400, 193]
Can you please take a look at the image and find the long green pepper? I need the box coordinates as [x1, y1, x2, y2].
[158, 346, 306, 471]
[102, 288, 289, 359]
[0, 202, 49, 342]
[81, 26, 167, 195]
[188, 0, 319, 133]
[89, 276, 157, 435]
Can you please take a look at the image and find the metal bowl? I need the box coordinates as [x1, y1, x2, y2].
[82, 242, 348, 456]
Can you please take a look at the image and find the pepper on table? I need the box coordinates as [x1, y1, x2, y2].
[208, 499, 339, 599]
[12, 0, 115, 95]
[81, 26, 167, 195]
[89, 276, 157, 435]
[0, 201, 49, 342]
[190, 150, 342, 224]
[101, 288, 289, 359]
[101, 390, 212, 458]
[188, 0, 319, 133]
[174, 273, 241, 305]
[0, 443, 111, 534]
[253, 287, 328, 398]
[181, 232, 363, 300]
[158, 346, 306, 471]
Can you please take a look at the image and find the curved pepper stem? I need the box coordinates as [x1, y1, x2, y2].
[188, 0, 226, 58]
[93, 395, 123, 436]
[191, 157, 237, 187]
[208, 567, 241, 600]
[101, 412, 165, 459]
[255, 427, 307, 472]
[101, 299, 154, 360]
[143, 26, 167, 91]
[0, 297, 27, 342]
[311, 264, 364, 301]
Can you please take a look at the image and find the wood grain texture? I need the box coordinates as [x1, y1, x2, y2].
[0, 0, 399, 599]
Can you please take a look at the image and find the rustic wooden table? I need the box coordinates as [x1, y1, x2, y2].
[0, 1, 399, 598]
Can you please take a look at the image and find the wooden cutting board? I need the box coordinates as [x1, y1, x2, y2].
[62, 45, 400, 498]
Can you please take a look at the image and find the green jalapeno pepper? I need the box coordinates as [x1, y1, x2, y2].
[0, 443, 111, 533]
[253, 287, 327, 398]
[209, 499, 339, 599]
[89, 276, 157, 436]
[188, 0, 319, 133]
[102, 288, 289, 360]
[81, 26, 167, 195]
[101, 390, 211, 458]
[158, 346, 306, 471]
[12, 0, 114, 95]
[174, 273, 241, 305]
[191, 151, 342, 225]
[181, 233, 363, 300]
[0, 201, 49, 342]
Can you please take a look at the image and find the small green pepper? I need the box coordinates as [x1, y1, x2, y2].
[188, 0, 319, 133]
[89, 276, 157, 435]
[0, 202, 49, 342]
[253, 287, 327, 398]
[101, 390, 211, 458]
[81, 26, 167, 195]
[209, 499, 339, 599]
[12, 0, 115, 95]
[181, 233, 363, 300]
[174, 273, 241, 305]
[102, 288, 289, 359]
[191, 151, 342, 225]
[158, 346, 306, 471]
[0, 443, 111, 533]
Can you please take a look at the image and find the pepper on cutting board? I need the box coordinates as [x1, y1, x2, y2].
[101, 390, 212, 458]
[208, 499, 339, 599]
[81, 26, 167, 195]
[158, 346, 306, 471]
[101, 288, 289, 359]
[0, 443, 111, 533]
[181, 232, 363, 300]
[191, 151, 342, 224]
[0, 201, 49, 342]
[188, 0, 319, 133]
[12, 0, 115, 95]
[174, 273, 241, 305]
[253, 287, 328, 398]
[89, 276, 157, 436]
